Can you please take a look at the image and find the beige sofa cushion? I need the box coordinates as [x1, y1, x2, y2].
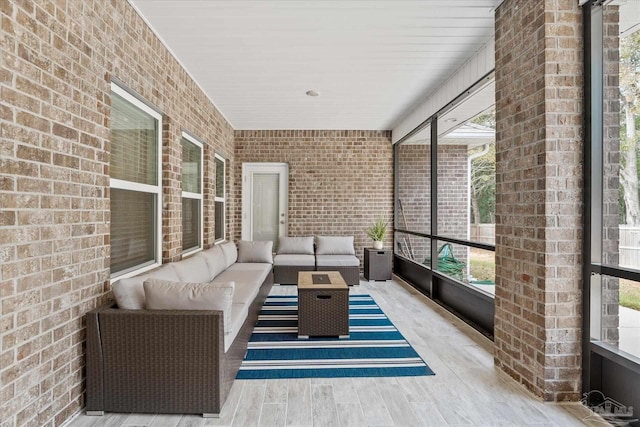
[200, 245, 227, 279]
[143, 279, 234, 335]
[172, 253, 211, 283]
[273, 254, 315, 266]
[111, 264, 179, 310]
[213, 263, 271, 305]
[315, 255, 360, 267]
[220, 241, 238, 268]
[277, 236, 314, 255]
[237, 240, 273, 263]
[315, 236, 355, 255]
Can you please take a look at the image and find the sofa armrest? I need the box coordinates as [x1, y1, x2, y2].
[86, 304, 225, 414]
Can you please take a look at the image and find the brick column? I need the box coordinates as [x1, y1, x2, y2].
[494, 0, 583, 401]
[162, 116, 182, 262]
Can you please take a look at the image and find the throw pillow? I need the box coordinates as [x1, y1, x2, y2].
[237, 240, 274, 263]
[111, 263, 179, 310]
[143, 279, 235, 335]
[220, 241, 238, 268]
[171, 253, 211, 283]
[200, 245, 227, 279]
[276, 236, 314, 255]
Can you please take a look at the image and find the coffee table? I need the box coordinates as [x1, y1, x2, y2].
[297, 271, 349, 338]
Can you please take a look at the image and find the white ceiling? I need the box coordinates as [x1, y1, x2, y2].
[130, 0, 501, 130]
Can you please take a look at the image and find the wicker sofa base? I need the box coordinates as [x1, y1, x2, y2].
[316, 266, 360, 286]
[86, 271, 274, 417]
[273, 265, 315, 285]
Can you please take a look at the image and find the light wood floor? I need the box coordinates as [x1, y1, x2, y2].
[68, 277, 608, 427]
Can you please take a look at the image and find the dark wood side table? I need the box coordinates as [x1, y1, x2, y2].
[364, 248, 392, 281]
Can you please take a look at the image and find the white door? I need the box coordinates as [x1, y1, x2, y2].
[242, 163, 288, 243]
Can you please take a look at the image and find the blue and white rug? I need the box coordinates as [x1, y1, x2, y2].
[237, 294, 434, 379]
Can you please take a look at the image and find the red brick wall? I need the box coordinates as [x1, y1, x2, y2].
[494, 0, 583, 401]
[234, 130, 393, 266]
[0, 0, 234, 425]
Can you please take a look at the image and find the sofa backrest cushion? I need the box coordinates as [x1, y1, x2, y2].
[172, 253, 211, 283]
[111, 263, 179, 310]
[143, 279, 235, 335]
[220, 241, 238, 268]
[237, 240, 274, 263]
[315, 236, 355, 255]
[200, 245, 227, 279]
[277, 236, 314, 255]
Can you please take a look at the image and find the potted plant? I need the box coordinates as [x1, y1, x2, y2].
[366, 216, 387, 250]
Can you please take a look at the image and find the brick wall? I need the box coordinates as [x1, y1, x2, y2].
[494, 0, 583, 401]
[234, 130, 393, 266]
[396, 142, 469, 265]
[437, 145, 469, 247]
[397, 143, 431, 262]
[1, 1, 234, 426]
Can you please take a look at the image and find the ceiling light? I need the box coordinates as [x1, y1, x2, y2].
[444, 118, 458, 123]
[306, 90, 319, 97]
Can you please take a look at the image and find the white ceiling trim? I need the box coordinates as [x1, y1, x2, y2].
[391, 37, 495, 143]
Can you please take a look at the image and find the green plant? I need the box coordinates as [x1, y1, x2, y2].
[366, 216, 387, 241]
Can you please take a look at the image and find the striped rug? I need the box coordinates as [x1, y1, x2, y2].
[237, 294, 434, 379]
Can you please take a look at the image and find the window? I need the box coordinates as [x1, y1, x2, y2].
[214, 154, 226, 242]
[394, 105, 496, 297]
[393, 76, 496, 336]
[437, 108, 496, 296]
[109, 83, 162, 277]
[588, 2, 640, 360]
[182, 133, 203, 254]
[583, 3, 640, 414]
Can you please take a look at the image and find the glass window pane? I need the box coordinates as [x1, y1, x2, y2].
[110, 92, 158, 185]
[182, 198, 200, 252]
[110, 189, 156, 274]
[252, 173, 279, 242]
[215, 201, 224, 241]
[468, 246, 496, 296]
[215, 157, 225, 198]
[394, 231, 431, 267]
[433, 241, 495, 297]
[396, 131, 430, 234]
[437, 109, 495, 243]
[593, 274, 640, 360]
[620, 277, 640, 359]
[601, 15, 640, 270]
[182, 138, 201, 193]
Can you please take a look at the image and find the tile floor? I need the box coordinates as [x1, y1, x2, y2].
[68, 277, 608, 427]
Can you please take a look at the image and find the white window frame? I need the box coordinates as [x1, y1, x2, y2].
[181, 132, 204, 255]
[214, 154, 226, 243]
[109, 82, 163, 281]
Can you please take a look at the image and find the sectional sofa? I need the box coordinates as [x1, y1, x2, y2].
[273, 236, 360, 285]
[85, 240, 273, 417]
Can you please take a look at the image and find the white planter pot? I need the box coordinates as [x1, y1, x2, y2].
[373, 240, 383, 250]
